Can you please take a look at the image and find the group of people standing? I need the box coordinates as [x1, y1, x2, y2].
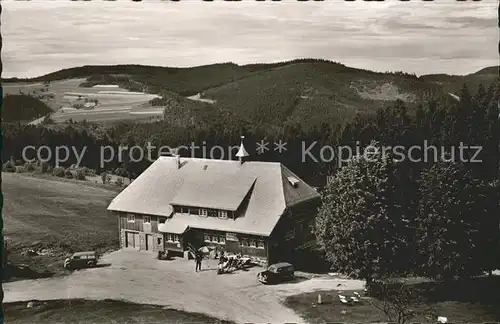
[194, 248, 229, 272]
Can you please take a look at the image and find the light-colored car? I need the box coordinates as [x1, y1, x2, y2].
[64, 251, 98, 270]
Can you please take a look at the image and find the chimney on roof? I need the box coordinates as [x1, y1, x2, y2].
[235, 135, 249, 164]
[169, 147, 181, 169]
[172, 153, 180, 169]
[287, 176, 299, 188]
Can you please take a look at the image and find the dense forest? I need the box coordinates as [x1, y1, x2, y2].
[2, 94, 52, 123]
[3, 82, 498, 189]
[316, 82, 500, 283]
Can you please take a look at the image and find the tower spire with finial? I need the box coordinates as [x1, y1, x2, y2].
[235, 135, 249, 164]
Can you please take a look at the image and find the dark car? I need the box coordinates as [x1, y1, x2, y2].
[257, 262, 295, 284]
[64, 251, 98, 270]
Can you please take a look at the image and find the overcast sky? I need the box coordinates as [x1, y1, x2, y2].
[1, 0, 498, 78]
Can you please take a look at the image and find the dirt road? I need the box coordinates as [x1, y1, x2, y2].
[4, 250, 365, 324]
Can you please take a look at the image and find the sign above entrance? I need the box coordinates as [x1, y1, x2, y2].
[226, 233, 238, 241]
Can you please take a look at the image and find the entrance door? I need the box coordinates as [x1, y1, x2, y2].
[184, 229, 203, 250]
[126, 231, 140, 250]
[146, 234, 153, 251]
[126, 232, 134, 248]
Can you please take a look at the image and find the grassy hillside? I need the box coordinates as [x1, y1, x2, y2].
[5, 299, 235, 324]
[2, 94, 53, 122]
[2, 173, 120, 280]
[3, 60, 497, 128]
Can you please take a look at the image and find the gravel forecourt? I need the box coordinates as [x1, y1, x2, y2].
[4, 249, 365, 324]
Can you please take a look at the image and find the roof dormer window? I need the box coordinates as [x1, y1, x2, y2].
[287, 176, 299, 188]
[218, 210, 228, 219]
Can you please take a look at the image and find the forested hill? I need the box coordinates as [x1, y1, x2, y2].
[2, 94, 52, 123]
[2, 59, 497, 128]
[420, 65, 499, 96]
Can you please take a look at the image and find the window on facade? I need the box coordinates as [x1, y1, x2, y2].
[166, 234, 179, 242]
[241, 239, 249, 247]
[143, 216, 151, 223]
[127, 214, 135, 223]
[208, 209, 217, 217]
[159, 217, 166, 224]
[218, 210, 228, 219]
[257, 240, 265, 249]
[249, 240, 257, 248]
[286, 228, 296, 239]
[190, 207, 199, 215]
[199, 209, 208, 217]
[204, 232, 226, 244]
[181, 207, 188, 214]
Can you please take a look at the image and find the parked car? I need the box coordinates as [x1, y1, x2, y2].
[157, 250, 170, 260]
[257, 262, 295, 284]
[64, 251, 98, 270]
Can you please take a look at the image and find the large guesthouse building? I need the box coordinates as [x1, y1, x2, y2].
[107, 145, 320, 266]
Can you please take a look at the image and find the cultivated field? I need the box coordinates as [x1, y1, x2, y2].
[2, 79, 164, 125]
[2, 172, 121, 280]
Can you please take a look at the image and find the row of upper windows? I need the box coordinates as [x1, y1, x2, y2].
[127, 214, 151, 223]
[126, 213, 227, 224]
[126, 214, 170, 224]
[127, 214, 151, 224]
[126, 208, 233, 223]
[175, 206, 231, 219]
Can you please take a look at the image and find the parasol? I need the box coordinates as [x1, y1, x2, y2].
[198, 246, 210, 253]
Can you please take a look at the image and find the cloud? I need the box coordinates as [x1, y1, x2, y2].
[1, 0, 497, 78]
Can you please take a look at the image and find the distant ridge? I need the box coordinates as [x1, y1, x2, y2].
[470, 66, 499, 76]
[2, 59, 497, 129]
[2, 60, 495, 83]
